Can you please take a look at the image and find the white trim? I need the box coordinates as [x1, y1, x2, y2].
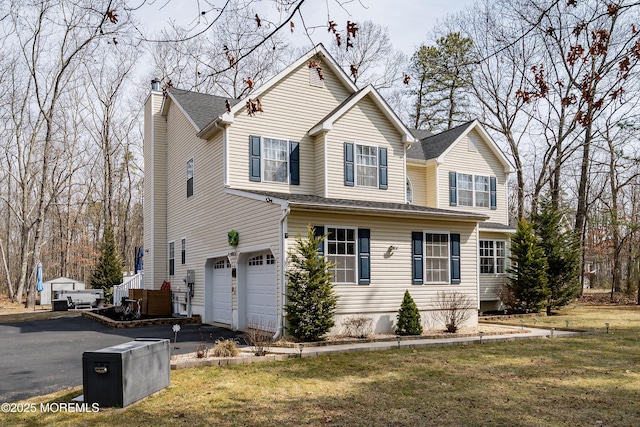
[403, 145, 408, 203]
[149, 93, 156, 288]
[162, 92, 201, 133]
[186, 157, 194, 197]
[224, 188, 289, 209]
[168, 240, 176, 277]
[324, 225, 359, 286]
[437, 120, 514, 174]
[479, 239, 507, 275]
[456, 172, 491, 209]
[261, 135, 291, 185]
[323, 132, 329, 198]
[406, 176, 413, 204]
[180, 237, 186, 265]
[354, 142, 379, 188]
[223, 124, 229, 186]
[308, 85, 416, 144]
[422, 230, 451, 285]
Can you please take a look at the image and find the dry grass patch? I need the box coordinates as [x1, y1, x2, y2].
[2, 306, 640, 426]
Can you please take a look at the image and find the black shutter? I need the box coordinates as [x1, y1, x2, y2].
[490, 176, 497, 210]
[450, 234, 461, 284]
[314, 225, 325, 255]
[378, 147, 388, 190]
[344, 142, 354, 186]
[358, 229, 370, 285]
[449, 171, 457, 206]
[412, 232, 423, 284]
[249, 135, 261, 182]
[289, 141, 300, 185]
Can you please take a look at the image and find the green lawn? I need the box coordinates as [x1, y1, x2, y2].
[2, 306, 640, 427]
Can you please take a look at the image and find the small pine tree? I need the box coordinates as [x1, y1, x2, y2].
[285, 225, 338, 342]
[505, 218, 550, 313]
[90, 224, 122, 304]
[532, 199, 581, 314]
[396, 290, 423, 335]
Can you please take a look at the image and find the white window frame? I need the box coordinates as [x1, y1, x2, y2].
[262, 137, 289, 184]
[355, 144, 378, 188]
[325, 225, 358, 285]
[180, 238, 186, 265]
[168, 241, 175, 276]
[406, 177, 413, 204]
[457, 173, 490, 208]
[480, 239, 507, 274]
[186, 157, 194, 197]
[475, 176, 490, 208]
[424, 231, 450, 284]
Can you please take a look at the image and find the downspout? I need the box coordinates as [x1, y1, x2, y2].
[273, 204, 291, 340]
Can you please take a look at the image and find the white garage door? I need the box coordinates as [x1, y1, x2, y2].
[246, 252, 277, 331]
[211, 258, 232, 325]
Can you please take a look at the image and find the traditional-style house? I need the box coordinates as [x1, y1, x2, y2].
[143, 44, 513, 335]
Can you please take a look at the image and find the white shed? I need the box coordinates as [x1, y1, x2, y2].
[40, 277, 85, 305]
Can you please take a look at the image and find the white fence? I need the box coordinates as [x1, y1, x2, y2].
[113, 272, 144, 306]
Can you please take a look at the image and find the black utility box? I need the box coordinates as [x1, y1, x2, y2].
[52, 299, 68, 311]
[82, 338, 170, 407]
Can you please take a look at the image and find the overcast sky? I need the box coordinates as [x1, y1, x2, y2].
[135, 0, 476, 56]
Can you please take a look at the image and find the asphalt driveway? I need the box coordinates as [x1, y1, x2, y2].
[0, 316, 242, 402]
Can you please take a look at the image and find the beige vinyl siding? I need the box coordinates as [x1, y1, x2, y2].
[314, 133, 326, 196]
[438, 129, 509, 223]
[479, 230, 511, 302]
[406, 164, 426, 206]
[426, 163, 438, 207]
[164, 105, 282, 311]
[325, 96, 405, 203]
[143, 92, 168, 289]
[227, 62, 351, 195]
[287, 211, 478, 315]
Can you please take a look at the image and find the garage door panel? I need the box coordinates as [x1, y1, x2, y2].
[246, 253, 277, 331]
[212, 259, 232, 325]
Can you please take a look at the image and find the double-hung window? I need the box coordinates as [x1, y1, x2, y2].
[186, 158, 194, 197]
[480, 240, 506, 274]
[458, 174, 474, 206]
[450, 172, 496, 209]
[475, 176, 490, 208]
[344, 143, 388, 189]
[425, 233, 450, 283]
[249, 136, 299, 184]
[314, 225, 370, 285]
[327, 227, 357, 284]
[263, 138, 289, 183]
[181, 238, 186, 265]
[412, 231, 461, 285]
[168, 241, 175, 276]
[356, 145, 378, 187]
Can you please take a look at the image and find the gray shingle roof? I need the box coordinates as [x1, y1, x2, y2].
[168, 88, 240, 131]
[409, 128, 433, 140]
[234, 189, 488, 220]
[406, 121, 475, 161]
[479, 222, 516, 231]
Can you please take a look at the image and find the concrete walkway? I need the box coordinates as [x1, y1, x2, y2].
[171, 324, 590, 369]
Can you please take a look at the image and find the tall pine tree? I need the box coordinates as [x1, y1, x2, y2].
[90, 224, 122, 304]
[505, 218, 550, 313]
[285, 225, 338, 342]
[532, 198, 581, 314]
